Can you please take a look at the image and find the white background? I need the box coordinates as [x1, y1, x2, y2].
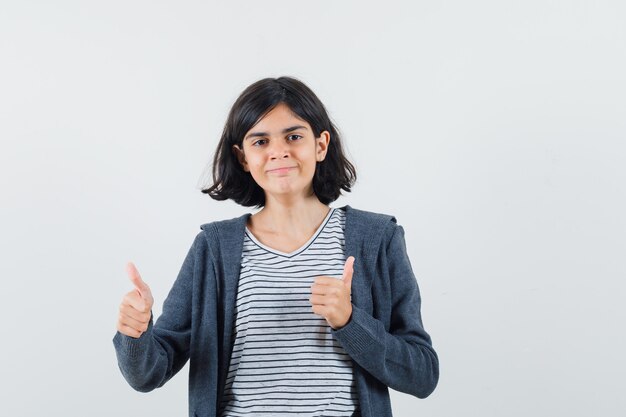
[1, 1, 625, 416]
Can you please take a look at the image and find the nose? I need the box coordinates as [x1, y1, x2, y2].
[268, 139, 289, 160]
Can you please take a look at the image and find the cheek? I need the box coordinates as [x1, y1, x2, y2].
[244, 154, 263, 172]
[248, 163, 265, 181]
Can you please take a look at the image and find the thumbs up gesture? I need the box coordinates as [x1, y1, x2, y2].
[310, 256, 355, 330]
[116, 262, 154, 338]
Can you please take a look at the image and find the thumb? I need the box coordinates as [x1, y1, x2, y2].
[342, 256, 355, 290]
[126, 261, 152, 300]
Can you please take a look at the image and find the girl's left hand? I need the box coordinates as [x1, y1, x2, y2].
[310, 256, 355, 330]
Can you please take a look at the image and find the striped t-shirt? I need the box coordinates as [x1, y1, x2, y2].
[218, 207, 360, 417]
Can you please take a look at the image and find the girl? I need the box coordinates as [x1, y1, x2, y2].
[113, 76, 439, 417]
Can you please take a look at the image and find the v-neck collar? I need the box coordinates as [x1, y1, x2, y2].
[244, 207, 335, 258]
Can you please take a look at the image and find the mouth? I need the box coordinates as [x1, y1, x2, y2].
[267, 166, 296, 174]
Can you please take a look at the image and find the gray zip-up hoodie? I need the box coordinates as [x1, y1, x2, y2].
[113, 205, 439, 416]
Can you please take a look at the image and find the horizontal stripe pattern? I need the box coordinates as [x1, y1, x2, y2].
[219, 207, 360, 417]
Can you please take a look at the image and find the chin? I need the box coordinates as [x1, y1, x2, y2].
[267, 185, 309, 198]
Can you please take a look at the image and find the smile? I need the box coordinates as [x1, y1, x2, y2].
[267, 166, 296, 174]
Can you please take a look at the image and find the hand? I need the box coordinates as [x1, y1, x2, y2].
[116, 262, 154, 338]
[310, 256, 355, 330]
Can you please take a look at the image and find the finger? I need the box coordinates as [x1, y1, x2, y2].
[343, 256, 355, 289]
[309, 294, 320, 305]
[311, 278, 345, 295]
[313, 276, 345, 286]
[312, 294, 341, 307]
[122, 291, 149, 313]
[118, 311, 150, 332]
[126, 262, 152, 299]
[311, 304, 329, 317]
[309, 294, 329, 305]
[119, 302, 151, 322]
[117, 322, 144, 339]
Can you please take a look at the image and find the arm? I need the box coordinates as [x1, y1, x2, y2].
[112, 232, 202, 392]
[331, 224, 439, 398]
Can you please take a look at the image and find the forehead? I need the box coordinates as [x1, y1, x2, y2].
[250, 103, 310, 131]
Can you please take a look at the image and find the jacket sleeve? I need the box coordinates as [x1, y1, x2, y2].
[331, 223, 439, 398]
[112, 232, 203, 392]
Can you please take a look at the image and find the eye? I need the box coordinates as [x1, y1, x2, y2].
[287, 134, 303, 141]
[252, 139, 268, 146]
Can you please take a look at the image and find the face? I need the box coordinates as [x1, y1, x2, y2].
[232, 103, 330, 201]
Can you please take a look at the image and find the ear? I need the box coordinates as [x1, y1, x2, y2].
[315, 131, 330, 162]
[232, 144, 249, 172]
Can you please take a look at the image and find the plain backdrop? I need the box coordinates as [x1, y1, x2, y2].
[1, 1, 624, 416]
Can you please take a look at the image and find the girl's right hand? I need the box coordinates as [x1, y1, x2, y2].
[116, 262, 154, 338]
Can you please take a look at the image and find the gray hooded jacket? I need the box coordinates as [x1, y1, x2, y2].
[113, 205, 439, 416]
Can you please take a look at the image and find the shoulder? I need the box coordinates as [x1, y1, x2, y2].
[199, 212, 249, 234]
[343, 204, 398, 229]
[195, 212, 250, 249]
[342, 205, 402, 249]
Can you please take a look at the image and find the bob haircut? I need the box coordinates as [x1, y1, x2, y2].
[202, 76, 357, 208]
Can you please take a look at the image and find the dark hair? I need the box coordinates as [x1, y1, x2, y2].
[201, 76, 357, 208]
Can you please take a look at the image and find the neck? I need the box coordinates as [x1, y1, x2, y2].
[254, 193, 330, 233]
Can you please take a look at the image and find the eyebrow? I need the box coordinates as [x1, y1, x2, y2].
[244, 125, 308, 141]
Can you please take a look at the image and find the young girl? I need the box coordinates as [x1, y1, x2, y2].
[113, 76, 439, 417]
